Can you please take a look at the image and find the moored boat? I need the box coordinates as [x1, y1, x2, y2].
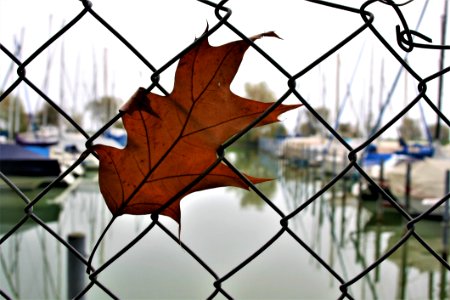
[0, 143, 69, 190]
[385, 157, 450, 219]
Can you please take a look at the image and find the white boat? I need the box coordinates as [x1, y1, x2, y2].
[280, 136, 326, 167]
[57, 131, 125, 170]
[386, 157, 450, 218]
[15, 126, 59, 147]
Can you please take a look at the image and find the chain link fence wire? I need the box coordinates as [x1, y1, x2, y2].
[1, 0, 449, 299]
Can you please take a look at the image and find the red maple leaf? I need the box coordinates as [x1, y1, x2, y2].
[93, 32, 300, 224]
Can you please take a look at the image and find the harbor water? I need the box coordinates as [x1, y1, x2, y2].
[0, 148, 448, 299]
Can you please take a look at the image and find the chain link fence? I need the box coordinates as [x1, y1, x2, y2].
[1, 0, 449, 299]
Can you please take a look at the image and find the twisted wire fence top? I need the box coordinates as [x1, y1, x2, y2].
[0, 0, 449, 299]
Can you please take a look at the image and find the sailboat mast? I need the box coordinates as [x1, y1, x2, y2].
[335, 54, 340, 128]
[367, 49, 374, 136]
[42, 15, 54, 127]
[103, 47, 108, 97]
[92, 49, 97, 102]
[379, 59, 384, 114]
[103, 48, 112, 121]
[435, 0, 448, 141]
[59, 37, 65, 134]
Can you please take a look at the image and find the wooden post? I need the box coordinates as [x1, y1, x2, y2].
[405, 163, 412, 213]
[68, 233, 86, 300]
[376, 160, 385, 221]
[442, 170, 449, 261]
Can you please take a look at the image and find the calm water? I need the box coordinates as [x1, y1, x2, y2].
[1, 148, 448, 299]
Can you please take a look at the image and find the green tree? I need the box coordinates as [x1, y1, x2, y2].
[398, 117, 422, 141]
[338, 122, 360, 138]
[239, 82, 288, 145]
[0, 93, 28, 135]
[36, 103, 59, 126]
[428, 123, 449, 145]
[297, 106, 330, 136]
[245, 82, 276, 102]
[87, 95, 121, 127]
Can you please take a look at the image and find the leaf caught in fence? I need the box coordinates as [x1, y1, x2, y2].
[93, 32, 300, 224]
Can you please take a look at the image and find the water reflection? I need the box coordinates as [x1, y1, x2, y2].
[0, 188, 64, 235]
[0, 188, 65, 299]
[0, 147, 448, 299]
[226, 147, 448, 299]
[226, 147, 277, 209]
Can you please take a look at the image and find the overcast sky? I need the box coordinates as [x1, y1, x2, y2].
[0, 0, 448, 136]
